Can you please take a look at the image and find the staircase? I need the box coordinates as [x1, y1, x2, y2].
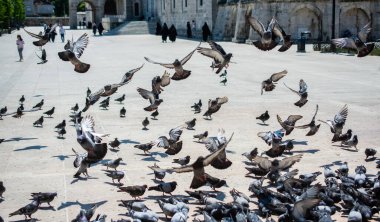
[107, 20, 156, 35]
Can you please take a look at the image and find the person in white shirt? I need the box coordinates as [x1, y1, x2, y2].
[59, 25, 65, 43]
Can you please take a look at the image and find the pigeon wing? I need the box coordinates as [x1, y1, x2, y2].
[197, 47, 224, 63]
[169, 126, 183, 142]
[246, 16, 265, 37]
[180, 42, 201, 65]
[208, 41, 227, 55]
[292, 198, 320, 220]
[283, 83, 300, 96]
[334, 104, 348, 124]
[203, 133, 234, 166]
[160, 71, 171, 87]
[216, 96, 229, 105]
[332, 38, 357, 50]
[252, 156, 272, 171]
[278, 154, 303, 171]
[66, 51, 90, 73]
[144, 57, 175, 69]
[73, 33, 89, 58]
[270, 70, 288, 82]
[137, 88, 155, 104]
[287, 115, 303, 124]
[121, 64, 144, 85]
[358, 22, 371, 43]
[23, 28, 43, 39]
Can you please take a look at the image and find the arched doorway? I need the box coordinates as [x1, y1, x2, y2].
[134, 2, 140, 17]
[104, 0, 117, 15]
[339, 8, 370, 37]
[76, 1, 95, 28]
[290, 6, 322, 40]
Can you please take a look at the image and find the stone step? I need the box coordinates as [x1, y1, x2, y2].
[107, 20, 156, 35]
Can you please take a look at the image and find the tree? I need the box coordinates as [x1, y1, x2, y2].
[52, 0, 69, 17]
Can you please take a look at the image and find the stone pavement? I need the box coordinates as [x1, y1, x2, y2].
[0, 27, 379, 221]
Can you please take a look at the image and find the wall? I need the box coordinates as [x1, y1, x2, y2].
[24, 17, 70, 26]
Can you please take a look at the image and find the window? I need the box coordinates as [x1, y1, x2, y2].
[200, 0, 203, 6]
[173, 0, 175, 8]
[185, 0, 187, 7]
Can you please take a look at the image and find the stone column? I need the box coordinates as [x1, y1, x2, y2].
[69, 0, 78, 29]
[232, 2, 249, 43]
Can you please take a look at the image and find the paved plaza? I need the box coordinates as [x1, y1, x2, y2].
[0, 27, 379, 221]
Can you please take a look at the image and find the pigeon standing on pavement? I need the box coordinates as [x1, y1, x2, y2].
[148, 181, 178, 196]
[341, 135, 358, 150]
[193, 131, 208, 142]
[115, 94, 125, 103]
[9, 198, 41, 220]
[71, 103, 79, 112]
[151, 109, 159, 120]
[43, 107, 55, 117]
[185, 118, 196, 130]
[142, 117, 150, 130]
[173, 156, 191, 166]
[33, 116, 44, 127]
[364, 148, 376, 160]
[104, 158, 123, 170]
[0, 181, 5, 199]
[109, 138, 121, 149]
[105, 170, 125, 184]
[120, 107, 126, 117]
[33, 99, 44, 109]
[19, 95, 25, 104]
[134, 142, 155, 155]
[31, 192, 57, 207]
[256, 111, 270, 124]
[118, 185, 148, 199]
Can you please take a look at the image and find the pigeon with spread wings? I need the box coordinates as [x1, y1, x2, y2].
[82, 64, 144, 112]
[58, 33, 90, 73]
[144, 43, 200, 80]
[137, 87, 163, 112]
[24, 24, 58, 47]
[272, 18, 293, 52]
[277, 115, 303, 135]
[156, 133, 233, 189]
[319, 104, 348, 141]
[203, 96, 228, 119]
[283, 79, 308, 107]
[332, 23, 374, 57]
[261, 70, 287, 95]
[197, 41, 232, 74]
[151, 71, 171, 95]
[246, 16, 278, 51]
[155, 125, 184, 155]
[295, 105, 320, 136]
[35, 48, 48, 64]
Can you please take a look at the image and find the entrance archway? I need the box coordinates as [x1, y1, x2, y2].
[339, 7, 370, 37]
[134, 2, 140, 17]
[76, 0, 95, 28]
[290, 6, 322, 40]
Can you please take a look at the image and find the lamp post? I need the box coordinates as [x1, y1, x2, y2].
[331, 0, 336, 52]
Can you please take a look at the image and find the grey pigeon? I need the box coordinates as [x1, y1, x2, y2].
[58, 33, 90, 73]
[256, 111, 270, 124]
[185, 118, 196, 130]
[9, 199, 41, 220]
[43, 107, 55, 117]
[261, 70, 287, 94]
[33, 116, 44, 127]
[71, 103, 79, 112]
[148, 181, 178, 196]
[105, 170, 125, 184]
[193, 131, 208, 142]
[109, 138, 121, 149]
[134, 142, 155, 155]
[342, 135, 358, 150]
[19, 95, 25, 104]
[55, 120, 66, 129]
[33, 99, 44, 109]
[115, 94, 125, 103]
[319, 104, 348, 140]
[31, 192, 57, 207]
[137, 88, 163, 112]
[151, 109, 159, 119]
[104, 158, 123, 170]
[118, 185, 147, 199]
[197, 41, 232, 74]
[0, 181, 5, 198]
[120, 107, 126, 117]
[142, 117, 150, 130]
[148, 163, 166, 181]
[284, 79, 308, 107]
[173, 156, 190, 166]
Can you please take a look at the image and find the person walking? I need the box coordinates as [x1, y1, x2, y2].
[186, 21, 192, 38]
[161, 23, 169, 43]
[59, 25, 65, 43]
[98, 22, 104, 36]
[169, 25, 177, 42]
[202, 22, 211, 42]
[16, 35, 24, 62]
[92, 23, 97, 35]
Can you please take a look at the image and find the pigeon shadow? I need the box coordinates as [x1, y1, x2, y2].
[10, 219, 40, 222]
[57, 200, 107, 211]
[56, 136, 65, 140]
[120, 139, 140, 145]
[70, 176, 98, 184]
[52, 155, 73, 161]
[186, 128, 196, 131]
[141, 156, 159, 162]
[226, 150, 236, 154]
[109, 148, 120, 153]
[340, 147, 359, 152]
[365, 157, 376, 162]
[33, 95, 44, 97]
[33, 125, 43, 128]
[242, 161, 255, 166]
[151, 152, 169, 158]
[14, 145, 47, 151]
[203, 118, 212, 121]
[151, 117, 158, 120]
[4, 137, 38, 142]
[44, 116, 54, 119]
[104, 181, 123, 187]
[292, 149, 320, 154]
[290, 140, 308, 145]
[256, 123, 269, 126]
[142, 128, 149, 131]
[39, 206, 56, 211]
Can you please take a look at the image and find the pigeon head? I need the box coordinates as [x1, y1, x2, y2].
[225, 53, 233, 60]
[173, 59, 181, 66]
[262, 31, 272, 42]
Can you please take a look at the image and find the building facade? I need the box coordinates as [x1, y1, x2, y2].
[67, 0, 380, 41]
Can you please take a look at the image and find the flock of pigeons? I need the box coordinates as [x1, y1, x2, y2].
[0, 16, 378, 222]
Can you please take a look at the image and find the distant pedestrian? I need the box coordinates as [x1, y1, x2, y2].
[169, 25, 177, 42]
[92, 23, 97, 35]
[186, 21, 192, 38]
[155, 22, 162, 35]
[49, 24, 57, 42]
[16, 35, 24, 62]
[192, 20, 196, 32]
[98, 22, 104, 35]
[161, 23, 169, 43]
[202, 22, 211, 42]
[43, 23, 47, 32]
[59, 25, 65, 43]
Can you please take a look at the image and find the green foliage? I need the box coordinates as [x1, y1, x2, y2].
[0, 0, 25, 28]
[52, 0, 69, 17]
[370, 48, 380, 56]
[77, 2, 86, 12]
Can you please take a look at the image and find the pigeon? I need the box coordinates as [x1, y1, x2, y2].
[342, 135, 358, 150]
[284, 79, 308, 107]
[93, 214, 107, 222]
[118, 185, 148, 199]
[185, 118, 196, 130]
[72, 149, 90, 178]
[294, 105, 320, 136]
[57, 127, 66, 138]
[104, 158, 123, 170]
[348, 204, 363, 222]
[204, 128, 227, 152]
[115, 94, 125, 103]
[24, 25, 58, 47]
[151, 71, 171, 95]
[256, 111, 270, 124]
[0, 181, 5, 198]
[83, 64, 144, 112]
[151, 109, 159, 119]
[364, 148, 376, 160]
[173, 156, 191, 166]
[193, 131, 208, 142]
[43, 107, 55, 117]
[277, 115, 303, 135]
[242, 147, 258, 162]
[19, 95, 25, 104]
[128, 209, 158, 222]
[191, 100, 202, 114]
[72, 205, 98, 222]
[100, 97, 110, 105]
[134, 142, 155, 155]
[58, 33, 90, 73]
[120, 107, 126, 117]
[204, 173, 227, 191]
[220, 70, 227, 77]
[197, 41, 233, 74]
[220, 77, 227, 85]
[12, 108, 23, 118]
[137, 87, 163, 112]
[142, 117, 150, 130]
[155, 125, 183, 151]
[144, 43, 200, 80]
[0, 106, 7, 119]
[332, 129, 352, 143]
[332, 22, 374, 57]
[86, 87, 91, 97]
[319, 104, 348, 140]
[99, 101, 109, 110]
[203, 96, 228, 119]
[157, 199, 179, 219]
[261, 70, 287, 94]
[109, 138, 121, 149]
[323, 166, 336, 178]
[148, 163, 166, 181]
[36, 48, 48, 64]
[159, 133, 233, 189]
[148, 181, 178, 196]
[105, 170, 125, 184]
[33, 99, 44, 109]
[71, 103, 79, 112]
[251, 155, 303, 179]
[31, 192, 57, 207]
[33, 116, 44, 127]
[9, 199, 41, 220]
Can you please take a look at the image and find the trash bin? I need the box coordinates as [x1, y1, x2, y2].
[297, 31, 311, 53]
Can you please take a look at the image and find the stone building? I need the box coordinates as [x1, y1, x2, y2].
[24, 0, 55, 16]
[67, 0, 379, 41]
